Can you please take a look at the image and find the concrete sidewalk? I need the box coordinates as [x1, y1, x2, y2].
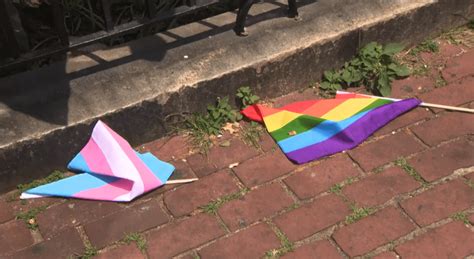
[1, 26, 474, 259]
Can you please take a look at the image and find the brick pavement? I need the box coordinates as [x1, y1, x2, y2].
[1, 31, 473, 259]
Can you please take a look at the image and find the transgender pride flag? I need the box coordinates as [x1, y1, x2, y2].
[242, 91, 420, 164]
[21, 121, 174, 202]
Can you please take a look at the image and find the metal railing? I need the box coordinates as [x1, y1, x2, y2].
[0, 0, 221, 73]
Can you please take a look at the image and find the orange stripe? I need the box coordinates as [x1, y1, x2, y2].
[302, 99, 348, 117]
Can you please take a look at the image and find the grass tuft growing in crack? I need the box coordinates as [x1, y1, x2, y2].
[200, 188, 250, 214]
[329, 183, 343, 194]
[265, 227, 294, 258]
[394, 157, 428, 186]
[123, 232, 147, 253]
[240, 121, 263, 149]
[16, 205, 48, 230]
[451, 212, 470, 225]
[345, 205, 374, 224]
[78, 242, 98, 259]
[410, 39, 439, 56]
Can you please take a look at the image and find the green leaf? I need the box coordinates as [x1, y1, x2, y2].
[383, 43, 404, 56]
[320, 81, 331, 90]
[377, 73, 391, 96]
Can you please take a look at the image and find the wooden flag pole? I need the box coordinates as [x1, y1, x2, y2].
[336, 91, 474, 113]
[166, 178, 199, 184]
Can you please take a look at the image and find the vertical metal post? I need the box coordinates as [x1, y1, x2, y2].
[145, 0, 157, 18]
[100, 0, 114, 31]
[50, 0, 69, 46]
[0, 0, 29, 58]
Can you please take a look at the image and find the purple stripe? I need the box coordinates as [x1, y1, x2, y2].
[285, 98, 421, 164]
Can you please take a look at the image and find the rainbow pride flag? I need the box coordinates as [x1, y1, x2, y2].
[20, 121, 174, 202]
[242, 91, 420, 164]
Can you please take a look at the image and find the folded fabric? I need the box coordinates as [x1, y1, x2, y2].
[242, 92, 420, 164]
[21, 120, 174, 202]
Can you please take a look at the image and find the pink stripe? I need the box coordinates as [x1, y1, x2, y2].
[102, 124, 162, 191]
[80, 139, 115, 177]
[73, 179, 133, 201]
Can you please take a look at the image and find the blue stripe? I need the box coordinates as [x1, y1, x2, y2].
[278, 110, 370, 153]
[137, 152, 174, 183]
[25, 173, 118, 197]
[67, 153, 91, 173]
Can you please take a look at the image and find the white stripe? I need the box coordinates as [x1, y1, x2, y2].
[92, 121, 144, 200]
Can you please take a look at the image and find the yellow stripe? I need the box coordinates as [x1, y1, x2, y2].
[321, 98, 377, 121]
[263, 110, 302, 132]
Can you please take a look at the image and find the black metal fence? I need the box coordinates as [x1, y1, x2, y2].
[0, 0, 222, 73]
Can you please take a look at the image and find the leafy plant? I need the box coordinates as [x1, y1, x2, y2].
[17, 170, 66, 194]
[236, 86, 260, 108]
[320, 42, 410, 96]
[185, 96, 242, 153]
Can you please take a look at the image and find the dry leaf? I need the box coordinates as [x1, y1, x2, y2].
[220, 140, 231, 147]
[222, 122, 239, 135]
[288, 130, 297, 136]
[229, 162, 239, 169]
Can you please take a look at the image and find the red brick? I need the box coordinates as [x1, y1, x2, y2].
[442, 50, 474, 82]
[37, 200, 122, 238]
[259, 132, 277, 152]
[84, 199, 169, 248]
[411, 112, 474, 146]
[465, 172, 474, 183]
[343, 167, 420, 207]
[373, 251, 399, 259]
[375, 108, 431, 136]
[207, 138, 259, 169]
[391, 76, 436, 99]
[0, 199, 14, 223]
[284, 154, 360, 199]
[186, 153, 217, 177]
[137, 136, 169, 154]
[96, 244, 145, 259]
[395, 221, 474, 258]
[218, 183, 294, 231]
[333, 207, 415, 257]
[400, 179, 474, 226]
[164, 169, 239, 217]
[151, 135, 191, 161]
[0, 220, 34, 256]
[408, 139, 474, 182]
[233, 151, 296, 187]
[348, 132, 425, 171]
[274, 194, 350, 242]
[147, 213, 225, 258]
[281, 240, 342, 259]
[469, 213, 474, 224]
[198, 223, 280, 258]
[11, 228, 84, 259]
[417, 77, 474, 112]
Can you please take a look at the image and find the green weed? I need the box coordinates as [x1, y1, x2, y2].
[410, 39, 439, 56]
[17, 170, 66, 194]
[264, 227, 294, 258]
[394, 157, 427, 186]
[329, 183, 343, 194]
[15, 205, 48, 230]
[123, 232, 147, 253]
[236, 86, 260, 108]
[185, 96, 242, 153]
[200, 188, 250, 214]
[78, 242, 98, 259]
[345, 205, 374, 224]
[451, 212, 470, 225]
[321, 42, 409, 96]
[240, 121, 263, 149]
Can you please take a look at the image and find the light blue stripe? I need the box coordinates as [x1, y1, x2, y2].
[25, 173, 118, 197]
[278, 111, 370, 153]
[138, 152, 174, 183]
[67, 153, 91, 173]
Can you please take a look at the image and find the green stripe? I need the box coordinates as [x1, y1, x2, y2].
[270, 115, 326, 142]
[269, 99, 393, 142]
[355, 99, 392, 114]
